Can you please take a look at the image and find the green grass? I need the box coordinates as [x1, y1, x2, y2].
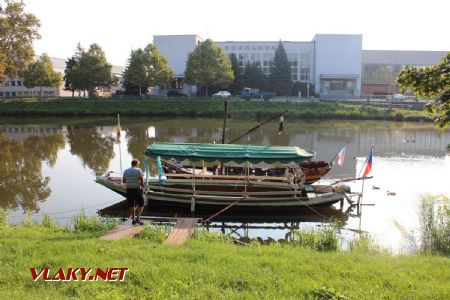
[0, 224, 449, 299]
[0, 98, 435, 123]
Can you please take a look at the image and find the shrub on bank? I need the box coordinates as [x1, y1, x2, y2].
[419, 194, 450, 255]
[0, 208, 8, 227]
[292, 223, 340, 251]
[71, 210, 117, 233]
[134, 223, 169, 243]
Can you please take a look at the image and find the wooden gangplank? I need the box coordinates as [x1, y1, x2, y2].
[99, 223, 145, 240]
[165, 218, 200, 245]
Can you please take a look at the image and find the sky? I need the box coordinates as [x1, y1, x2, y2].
[20, 0, 450, 66]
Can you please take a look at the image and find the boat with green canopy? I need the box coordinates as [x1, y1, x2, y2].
[96, 142, 348, 212]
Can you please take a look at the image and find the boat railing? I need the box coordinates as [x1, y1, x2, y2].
[161, 172, 290, 182]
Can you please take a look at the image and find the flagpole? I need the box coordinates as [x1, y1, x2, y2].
[117, 113, 122, 175]
[328, 141, 348, 165]
[358, 146, 373, 215]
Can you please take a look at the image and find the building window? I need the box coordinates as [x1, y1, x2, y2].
[238, 53, 249, 68]
[11, 92, 16, 96]
[250, 53, 261, 66]
[231, 46, 236, 50]
[11, 81, 15, 86]
[17, 80, 22, 86]
[244, 46, 249, 50]
[5, 81, 10, 86]
[238, 46, 242, 50]
[225, 46, 228, 50]
[262, 53, 273, 74]
[287, 54, 298, 81]
[5, 92, 9, 96]
[0, 80, 3, 86]
[362, 64, 404, 84]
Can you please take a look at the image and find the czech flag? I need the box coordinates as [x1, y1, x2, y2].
[337, 146, 346, 167]
[363, 148, 373, 177]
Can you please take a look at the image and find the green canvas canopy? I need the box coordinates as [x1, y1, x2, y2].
[144, 142, 315, 164]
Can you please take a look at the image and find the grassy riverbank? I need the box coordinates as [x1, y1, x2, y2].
[1, 224, 449, 299]
[0, 98, 434, 122]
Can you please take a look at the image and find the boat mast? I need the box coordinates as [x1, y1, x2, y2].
[221, 100, 228, 144]
[227, 111, 288, 144]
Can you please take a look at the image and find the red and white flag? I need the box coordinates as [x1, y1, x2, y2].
[337, 146, 346, 167]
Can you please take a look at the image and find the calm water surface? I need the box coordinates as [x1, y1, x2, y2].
[1, 117, 449, 251]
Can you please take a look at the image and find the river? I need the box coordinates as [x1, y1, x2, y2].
[1, 117, 449, 251]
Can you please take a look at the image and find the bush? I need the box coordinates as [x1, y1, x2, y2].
[41, 214, 58, 228]
[0, 208, 8, 227]
[192, 229, 233, 243]
[348, 233, 381, 254]
[21, 212, 36, 227]
[134, 223, 168, 243]
[72, 211, 117, 233]
[292, 224, 340, 251]
[419, 194, 450, 255]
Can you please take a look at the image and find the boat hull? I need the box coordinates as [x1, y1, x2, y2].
[96, 175, 344, 209]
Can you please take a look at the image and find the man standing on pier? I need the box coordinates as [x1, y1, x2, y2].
[123, 159, 144, 225]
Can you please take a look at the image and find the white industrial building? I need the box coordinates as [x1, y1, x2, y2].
[153, 34, 448, 98]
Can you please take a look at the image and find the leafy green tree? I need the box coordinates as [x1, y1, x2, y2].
[397, 53, 450, 128]
[269, 41, 291, 96]
[64, 43, 85, 97]
[242, 62, 267, 90]
[228, 53, 242, 95]
[0, 1, 40, 79]
[185, 39, 234, 96]
[73, 43, 115, 97]
[123, 44, 174, 96]
[23, 54, 62, 101]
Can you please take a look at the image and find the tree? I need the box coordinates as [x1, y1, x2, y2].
[397, 53, 450, 128]
[0, 1, 40, 78]
[73, 43, 115, 97]
[123, 44, 174, 96]
[228, 53, 242, 95]
[241, 62, 267, 90]
[269, 41, 292, 96]
[185, 39, 234, 96]
[23, 54, 62, 101]
[63, 43, 85, 97]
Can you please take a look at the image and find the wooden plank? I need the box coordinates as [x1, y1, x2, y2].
[165, 218, 199, 245]
[99, 224, 145, 240]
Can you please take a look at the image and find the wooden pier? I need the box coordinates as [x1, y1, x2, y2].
[99, 223, 145, 240]
[165, 218, 201, 245]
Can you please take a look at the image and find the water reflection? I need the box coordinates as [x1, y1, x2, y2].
[67, 127, 115, 175]
[0, 127, 65, 212]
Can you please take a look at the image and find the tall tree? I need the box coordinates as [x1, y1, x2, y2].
[0, 1, 40, 79]
[228, 53, 242, 95]
[63, 43, 84, 97]
[269, 41, 291, 96]
[241, 62, 267, 90]
[397, 53, 450, 128]
[123, 44, 174, 96]
[74, 43, 115, 97]
[185, 39, 234, 96]
[23, 54, 62, 101]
